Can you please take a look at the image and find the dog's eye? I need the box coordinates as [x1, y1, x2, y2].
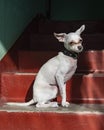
[69, 42, 74, 45]
[79, 39, 83, 43]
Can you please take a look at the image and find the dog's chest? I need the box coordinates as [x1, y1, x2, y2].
[65, 58, 77, 81]
[59, 53, 77, 81]
[64, 56, 77, 73]
[59, 52, 77, 70]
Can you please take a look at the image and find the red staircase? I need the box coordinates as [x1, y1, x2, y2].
[0, 17, 104, 130]
[0, 50, 104, 130]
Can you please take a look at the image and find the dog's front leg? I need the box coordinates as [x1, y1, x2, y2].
[56, 72, 69, 107]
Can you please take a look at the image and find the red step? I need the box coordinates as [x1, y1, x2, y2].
[0, 104, 104, 130]
[18, 50, 104, 73]
[0, 72, 35, 102]
[18, 51, 57, 73]
[1, 72, 104, 104]
[30, 33, 104, 50]
[63, 73, 104, 104]
[77, 50, 104, 73]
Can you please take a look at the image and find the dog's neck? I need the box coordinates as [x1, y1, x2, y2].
[62, 48, 79, 59]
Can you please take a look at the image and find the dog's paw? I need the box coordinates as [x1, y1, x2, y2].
[50, 102, 59, 107]
[61, 101, 70, 107]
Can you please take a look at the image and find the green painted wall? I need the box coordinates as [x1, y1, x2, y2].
[51, 0, 104, 20]
[0, 0, 45, 60]
[0, 0, 104, 60]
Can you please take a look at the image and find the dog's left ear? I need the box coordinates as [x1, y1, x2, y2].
[54, 33, 66, 42]
[75, 25, 85, 35]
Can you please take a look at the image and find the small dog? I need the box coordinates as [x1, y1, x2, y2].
[6, 25, 85, 107]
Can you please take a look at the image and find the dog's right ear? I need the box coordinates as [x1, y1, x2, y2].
[75, 25, 85, 35]
[54, 33, 66, 42]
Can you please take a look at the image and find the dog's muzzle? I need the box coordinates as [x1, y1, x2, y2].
[78, 45, 83, 52]
[78, 46, 83, 50]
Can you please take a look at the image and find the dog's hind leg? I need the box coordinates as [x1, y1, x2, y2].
[34, 84, 58, 108]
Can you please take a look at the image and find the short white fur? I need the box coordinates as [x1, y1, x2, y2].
[6, 25, 85, 107]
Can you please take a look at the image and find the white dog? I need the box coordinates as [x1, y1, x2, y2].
[6, 25, 85, 107]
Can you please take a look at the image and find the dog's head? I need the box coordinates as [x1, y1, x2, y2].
[54, 25, 85, 53]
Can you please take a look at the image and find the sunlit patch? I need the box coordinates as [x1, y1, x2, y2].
[0, 40, 7, 60]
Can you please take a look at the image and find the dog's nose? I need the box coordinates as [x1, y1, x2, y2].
[78, 46, 82, 50]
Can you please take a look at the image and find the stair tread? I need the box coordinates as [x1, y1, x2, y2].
[2, 71, 104, 77]
[0, 104, 104, 114]
[0, 104, 104, 130]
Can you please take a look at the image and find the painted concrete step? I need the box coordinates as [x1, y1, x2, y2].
[18, 51, 57, 73]
[1, 72, 104, 104]
[18, 50, 104, 73]
[0, 72, 36, 103]
[0, 104, 104, 130]
[30, 34, 63, 51]
[30, 33, 104, 51]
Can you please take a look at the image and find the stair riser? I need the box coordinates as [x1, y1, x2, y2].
[18, 51, 104, 73]
[1, 73, 35, 102]
[1, 51, 104, 73]
[0, 112, 104, 130]
[58, 75, 104, 104]
[1, 73, 104, 104]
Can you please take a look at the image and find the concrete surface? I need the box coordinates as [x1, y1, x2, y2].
[0, 103, 104, 114]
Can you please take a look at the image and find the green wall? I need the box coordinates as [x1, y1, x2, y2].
[0, 0, 104, 60]
[0, 0, 45, 60]
[51, 0, 104, 20]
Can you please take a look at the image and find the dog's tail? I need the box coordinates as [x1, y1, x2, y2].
[6, 99, 35, 106]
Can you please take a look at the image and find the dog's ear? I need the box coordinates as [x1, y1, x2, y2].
[75, 25, 85, 35]
[54, 33, 66, 42]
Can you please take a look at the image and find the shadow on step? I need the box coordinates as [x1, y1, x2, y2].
[68, 75, 83, 104]
[25, 81, 34, 102]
